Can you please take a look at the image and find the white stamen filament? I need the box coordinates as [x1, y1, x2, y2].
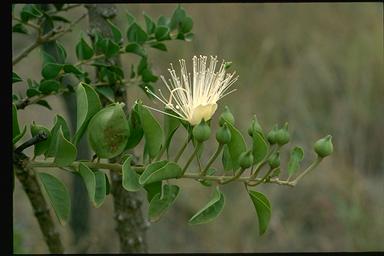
[145, 55, 239, 125]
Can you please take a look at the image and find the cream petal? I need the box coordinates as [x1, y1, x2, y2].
[189, 103, 218, 125]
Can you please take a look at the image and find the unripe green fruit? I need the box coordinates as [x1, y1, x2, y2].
[192, 119, 211, 142]
[266, 125, 278, 145]
[239, 150, 254, 169]
[275, 122, 290, 145]
[219, 106, 235, 126]
[88, 103, 130, 158]
[268, 152, 280, 169]
[247, 115, 263, 137]
[314, 135, 333, 158]
[216, 123, 231, 144]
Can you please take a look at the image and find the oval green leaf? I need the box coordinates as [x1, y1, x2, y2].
[144, 13, 156, 34]
[222, 145, 235, 172]
[125, 106, 143, 150]
[226, 122, 247, 170]
[139, 160, 183, 185]
[148, 184, 180, 222]
[45, 115, 71, 157]
[125, 43, 146, 57]
[76, 37, 94, 60]
[188, 187, 225, 225]
[12, 103, 20, 142]
[73, 82, 102, 145]
[53, 128, 77, 167]
[41, 63, 63, 79]
[122, 156, 141, 192]
[137, 103, 163, 159]
[39, 80, 60, 95]
[78, 163, 96, 202]
[155, 25, 170, 41]
[127, 22, 148, 45]
[287, 146, 304, 177]
[94, 170, 106, 208]
[12, 72, 22, 84]
[107, 19, 122, 43]
[248, 190, 271, 235]
[38, 172, 70, 225]
[144, 181, 162, 203]
[180, 16, 193, 33]
[252, 131, 268, 164]
[163, 108, 180, 155]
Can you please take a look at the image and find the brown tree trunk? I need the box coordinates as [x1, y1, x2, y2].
[85, 4, 148, 253]
[13, 152, 64, 253]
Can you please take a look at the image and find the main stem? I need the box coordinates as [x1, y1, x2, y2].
[13, 152, 64, 253]
[200, 143, 223, 176]
[86, 4, 147, 253]
[27, 160, 295, 187]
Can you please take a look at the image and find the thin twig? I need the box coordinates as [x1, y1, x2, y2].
[27, 160, 296, 187]
[12, 13, 88, 66]
[47, 4, 83, 15]
[12, 15, 41, 30]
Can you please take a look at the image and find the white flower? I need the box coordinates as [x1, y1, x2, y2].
[144, 55, 238, 125]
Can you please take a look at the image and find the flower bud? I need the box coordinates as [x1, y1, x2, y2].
[268, 151, 280, 169]
[314, 135, 333, 158]
[192, 119, 211, 142]
[247, 115, 263, 137]
[219, 106, 235, 126]
[88, 103, 130, 158]
[216, 123, 231, 144]
[275, 122, 290, 146]
[239, 150, 254, 169]
[266, 125, 278, 145]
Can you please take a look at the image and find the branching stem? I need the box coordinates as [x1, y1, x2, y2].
[200, 143, 224, 176]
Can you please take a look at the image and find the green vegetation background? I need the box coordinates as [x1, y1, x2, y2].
[13, 3, 383, 253]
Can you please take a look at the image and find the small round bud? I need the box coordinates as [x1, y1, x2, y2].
[266, 125, 278, 145]
[275, 122, 290, 146]
[216, 123, 232, 144]
[219, 106, 235, 126]
[247, 115, 263, 137]
[314, 135, 333, 158]
[192, 119, 211, 142]
[239, 150, 254, 169]
[268, 152, 280, 169]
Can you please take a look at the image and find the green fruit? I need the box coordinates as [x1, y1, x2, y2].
[247, 115, 263, 137]
[268, 152, 280, 169]
[216, 123, 231, 144]
[219, 106, 235, 126]
[239, 150, 253, 169]
[192, 119, 211, 142]
[87, 103, 130, 158]
[275, 122, 290, 146]
[314, 135, 333, 158]
[266, 125, 278, 145]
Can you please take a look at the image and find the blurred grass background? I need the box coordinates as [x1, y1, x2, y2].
[12, 3, 383, 253]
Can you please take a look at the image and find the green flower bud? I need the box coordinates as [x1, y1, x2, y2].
[266, 125, 278, 145]
[275, 122, 290, 146]
[314, 135, 333, 158]
[219, 106, 235, 126]
[88, 103, 130, 158]
[192, 119, 211, 142]
[268, 151, 280, 169]
[239, 150, 254, 169]
[247, 115, 263, 137]
[216, 123, 232, 144]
